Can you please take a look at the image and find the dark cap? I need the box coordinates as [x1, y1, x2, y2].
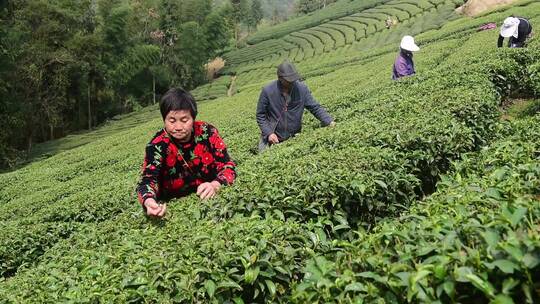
[277, 60, 301, 82]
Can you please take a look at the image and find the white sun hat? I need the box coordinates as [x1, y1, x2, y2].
[500, 17, 520, 38]
[400, 35, 420, 52]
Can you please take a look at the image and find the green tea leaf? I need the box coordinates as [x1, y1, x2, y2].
[443, 280, 455, 298]
[486, 188, 502, 199]
[374, 180, 388, 189]
[455, 267, 473, 282]
[345, 282, 366, 292]
[244, 266, 260, 284]
[490, 294, 514, 304]
[482, 230, 499, 247]
[434, 264, 446, 279]
[510, 207, 527, 227]
[233, 297, 245, 304]
[204, 280, 216, 298]
[502, 278, 519, 294]
[491, 260, 517, 274]
[466, 273, 495, 298]
[265, 280, 276, 297]
[522, 253, 540, 268]
[503, 245, 523, 261]
[217, 280, 243, 291]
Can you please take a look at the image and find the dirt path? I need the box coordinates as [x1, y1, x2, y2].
[227, 76, 237, 97]
[457, 0, 519, 17]
[206, 57, 225, 80]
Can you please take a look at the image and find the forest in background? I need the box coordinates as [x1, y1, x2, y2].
[0, 0, 334, 169]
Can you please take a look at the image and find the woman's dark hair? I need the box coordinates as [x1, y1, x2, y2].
[160, 87, 198, 120]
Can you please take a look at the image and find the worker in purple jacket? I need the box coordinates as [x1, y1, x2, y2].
[392, 35, 420, 80]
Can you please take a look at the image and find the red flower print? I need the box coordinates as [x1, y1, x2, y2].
[137, 123, 237, 206]
[209, 133, 226, 150]
[171, 178, 184, 190]
[194, 123, 203, 137]
[151, 137, 161, 144]
[162, 135, 170, 144]
[201, 152, 214, 165]
[165, 144, 178, 167]
[166, 151, 176, 167]
[169, 142, 177, 153]
[222, 169, 235, 184]
[194, 144, 206, 157]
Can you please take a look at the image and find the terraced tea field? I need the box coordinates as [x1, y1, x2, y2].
[1, 0, 539, 302]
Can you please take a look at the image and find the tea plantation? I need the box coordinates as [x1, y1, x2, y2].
[1, 0, 539, 303]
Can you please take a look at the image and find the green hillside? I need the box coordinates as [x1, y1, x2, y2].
[198, 0, 466, 101]
[1, 0, 540, 302]
[223, 0, 463, 72]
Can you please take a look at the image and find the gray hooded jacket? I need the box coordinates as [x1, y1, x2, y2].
[256, 80, 333, 142]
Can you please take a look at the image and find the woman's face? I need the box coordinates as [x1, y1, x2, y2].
[164, 110, 194, 142]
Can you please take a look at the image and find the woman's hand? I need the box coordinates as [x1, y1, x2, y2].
[197, 181, 221, 199]
[144, 198, 167, 218]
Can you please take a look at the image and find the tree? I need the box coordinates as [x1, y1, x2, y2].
[0, 0, 238, 169]
[204, 11, 232, 57]
[0, 0, 22, 168]
[247, 0, 263, 32]
[112, 44, 161, 98]
[181, 0, 212, 24]
[166, 21, 208, 89]
[67, 33, 99, 129]
[159, 0, 211, 28]
[296, 0, 336, 14]
[9, 1, 78, 147]
[229, 0, 248, 45]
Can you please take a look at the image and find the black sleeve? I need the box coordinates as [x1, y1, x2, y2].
[518, 19, 532, 40]
[497, 35, 504, 48]
[136, 142, 165, 206]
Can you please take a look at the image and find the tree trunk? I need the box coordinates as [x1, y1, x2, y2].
[78, 96, 82, 129]
[26, 114, 37, 155]
[234, 23, 239, 48]
[27, 134, 33, 152]
[153, 74, 156, 104]
[92, 79, 98, 128]
[87, 81, 91, 130]
[26, 117, 34, 152]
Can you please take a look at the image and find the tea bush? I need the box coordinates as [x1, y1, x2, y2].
[0, 1, 539, 303]
[292, 116, 540, 303]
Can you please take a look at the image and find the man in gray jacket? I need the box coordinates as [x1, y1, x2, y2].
[256, 61, 335, 152]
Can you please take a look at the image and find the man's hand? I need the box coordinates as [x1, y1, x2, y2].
[328, 121, 336, 127]
[268, 133, 279, 144]
[144, 198, 167, 218]
[197, 181, 221, 199]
